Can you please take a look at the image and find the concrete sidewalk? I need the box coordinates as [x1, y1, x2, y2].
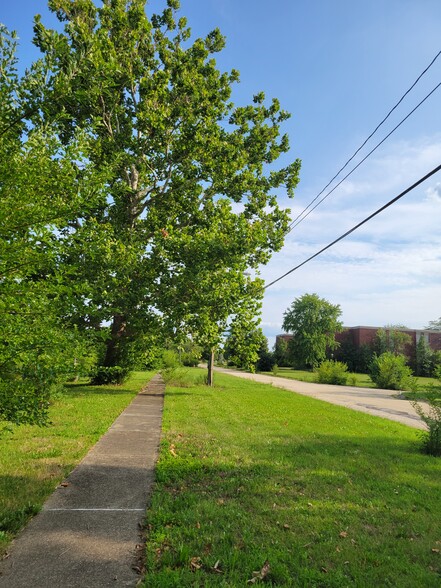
[0, 373, 165, 588]
[214, 367, 426, 430]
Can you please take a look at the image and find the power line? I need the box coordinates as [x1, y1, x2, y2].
[265, 162, 441, 289]
[288, 49, 441, 231]
[288, 80, 441, 233]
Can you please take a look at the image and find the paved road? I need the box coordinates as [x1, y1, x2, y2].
[214, 367, 427, 430]
[0, 374, 165, 588]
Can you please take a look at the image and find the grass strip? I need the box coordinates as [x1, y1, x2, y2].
[264, 368, 375, 388]
[264, 368, 441, 400]
[0, 371, 153, 554]
[144, 369, 441, 587]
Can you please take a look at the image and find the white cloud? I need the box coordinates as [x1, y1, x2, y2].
[426, 182, 441, 203]
[260, 136, 441, 341]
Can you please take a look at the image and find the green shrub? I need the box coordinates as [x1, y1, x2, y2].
[369, 352, 415, 390]
[181, 352, 201, 367]
[412, 399, 441, 457]
[348, 375, 357, 386]
[90, 366, 130, 385]
[161, 349, 181, 369]
[315, 360, 349, 385]
[143, 346, 164, 370]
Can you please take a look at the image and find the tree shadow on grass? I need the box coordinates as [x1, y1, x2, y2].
[63, 382, 139, 397]
[148, 433, 441, 587]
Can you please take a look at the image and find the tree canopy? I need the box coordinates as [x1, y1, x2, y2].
[426, 317, 441, 331]
[282, 293, 343, 369]
[33, 0, 300, 376]
[0, 0, 301, 423]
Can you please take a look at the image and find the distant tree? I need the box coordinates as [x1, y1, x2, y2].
[426, 317, 441, 331]
[282, 293, 343, 369]
[334, 339, 374, 373]
[415, 336, 433, 377]
[273, 337, 290, 367]
[432, 351, 441, 378]
[374, 327, 412, 357]
[256, 338, 276, 372]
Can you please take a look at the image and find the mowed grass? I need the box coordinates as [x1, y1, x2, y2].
[263, 368, 374, 388]
[264, 367, 441, 397]
[144, 369, 441, 587]
[0, 371, 153, 554]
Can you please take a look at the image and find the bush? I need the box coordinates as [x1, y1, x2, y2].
[369, 352, 416, 391]
[412, 399, 441, 457]
[143, 346, 164, 370]
[181, 351, 201, 367]
[90, 365, 130, 385]
[315, 360, 349, 385]
[161, 350, 181, 369]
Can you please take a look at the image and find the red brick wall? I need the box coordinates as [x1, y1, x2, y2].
[429, 332, 441, 351]
[286, 327, 441, 354]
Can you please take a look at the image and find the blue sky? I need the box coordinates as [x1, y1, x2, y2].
[2, 1, 441, 346]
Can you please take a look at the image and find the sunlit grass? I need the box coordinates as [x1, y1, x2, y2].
[0, 371, 153, 553]
[144, 369, 441, 587]
[263, 367, 440, 397]
[262, 367, 374, 387]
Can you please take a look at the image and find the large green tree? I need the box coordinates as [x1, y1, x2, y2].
[31, 0, 300, 378]
[282, 293, 343, 369]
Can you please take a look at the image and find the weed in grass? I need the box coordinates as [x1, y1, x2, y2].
[412, 398, 441, 457]
[162, 368, 207, 388]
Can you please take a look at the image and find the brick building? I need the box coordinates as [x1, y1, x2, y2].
[334, 326, 441, 353]
[277, 326, 441, 354]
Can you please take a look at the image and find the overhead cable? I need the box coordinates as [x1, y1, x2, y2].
[287, 80, 441, 233]
[288, 49, 441, 231]
[265, 162, 441, 289]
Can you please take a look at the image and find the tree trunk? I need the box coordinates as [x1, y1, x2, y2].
[103, 313, 127, 367]
[207, 349, 214, 386]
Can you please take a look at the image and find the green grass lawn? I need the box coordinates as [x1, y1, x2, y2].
[144, 369, 441, 587]
[263, 367, 441, 398]
[402, 379, 441, 403]
[262, 367, 374, 387]
[0, 371, 152, 554]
